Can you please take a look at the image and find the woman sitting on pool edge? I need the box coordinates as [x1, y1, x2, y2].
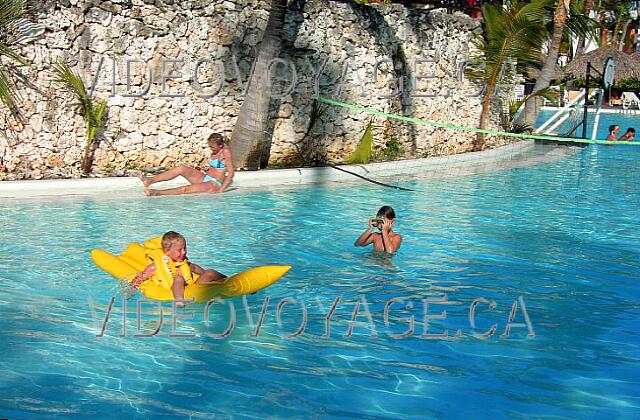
[355, 205, 402, 253]
[138, 133, 235, 196]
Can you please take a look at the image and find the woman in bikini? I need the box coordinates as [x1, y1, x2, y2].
[138, 133, 235, 196]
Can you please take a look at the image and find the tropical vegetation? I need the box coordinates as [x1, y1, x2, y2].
[346, 121, 374, 164]
[5, 0, 640, 176]
[518, 0, 598, 127]
[466, 0, 637, 139]
[0, 0, 29, 122]
[215, 0, 640, 165]
[500, 87, 558, 133]
[596, 0, 634, 49]
[50, 62, 107, 176]
[466, 0, 548, 150]
[615, 78, 640, 90]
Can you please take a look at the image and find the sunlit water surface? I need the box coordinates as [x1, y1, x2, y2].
[0, 143, 638, 418]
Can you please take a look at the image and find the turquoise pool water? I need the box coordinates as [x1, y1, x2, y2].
[1, 143, 639, 418]
[536, 108, 640, 140]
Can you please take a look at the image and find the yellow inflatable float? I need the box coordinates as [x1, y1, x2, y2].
[91, 237, 290, 303]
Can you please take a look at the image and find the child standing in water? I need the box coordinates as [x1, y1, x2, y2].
[355, 205, 402, 253]
[606, 125, 620, 141]
[618, 127, 636, 141]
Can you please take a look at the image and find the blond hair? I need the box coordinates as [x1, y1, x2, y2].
[161, 231, 185, 250]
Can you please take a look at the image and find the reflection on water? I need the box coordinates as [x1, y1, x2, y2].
[361, 250, 397, 270]
[0, 144, 638, 417]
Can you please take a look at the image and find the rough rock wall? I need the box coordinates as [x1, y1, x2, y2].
[0, 0, 499, 180]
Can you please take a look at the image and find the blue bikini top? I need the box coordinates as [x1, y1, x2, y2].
[209, 159, 225, 169]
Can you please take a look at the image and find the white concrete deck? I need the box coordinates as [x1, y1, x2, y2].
[0, 140, 581, 199]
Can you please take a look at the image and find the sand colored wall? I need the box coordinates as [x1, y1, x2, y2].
[0, 0, 506, 180]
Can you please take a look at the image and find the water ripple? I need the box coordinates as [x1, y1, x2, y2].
[0, 144, 639, 417]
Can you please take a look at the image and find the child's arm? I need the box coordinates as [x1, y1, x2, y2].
[189, 261, 205, 275]
[217, 148, 235, 193]
[355, 219, 377, 247]
[130, 263, 156, 288]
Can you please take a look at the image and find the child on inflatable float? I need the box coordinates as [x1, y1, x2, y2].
[131, 231, 225, 305]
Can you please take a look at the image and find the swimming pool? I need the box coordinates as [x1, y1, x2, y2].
[537, 108, 640, 140]
[0, 142, 638, 417]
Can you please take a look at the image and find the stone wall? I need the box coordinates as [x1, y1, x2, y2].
[0, 0, 505, 180]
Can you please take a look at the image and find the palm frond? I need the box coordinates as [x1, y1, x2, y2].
[510, 87, 559, 118]
[49, 61, 97, 121]
[0, 67, 19, 112]
[501, 86, 559, 132]
[90, 99, 107, 129]
[50, 62, 88, 102]
[463, 63, 486, 83]
[346, 121, 374, 165]
[0, 0, 26, 31]
[0, 0, 28, 117]
[477, 0, 548, 87]
[0, 41, 27, 64]
[565, 12, 599, 42]
[50, 60, 108, 174]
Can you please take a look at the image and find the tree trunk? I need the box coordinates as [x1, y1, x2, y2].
[619, 19, 631, 51]
[229, 0, 287, 170]
[474, 92, 492, 151]
[611, 15, 624, 49]
[81, 125, 93, 176]
[574, 0, 595, 57]
[519, 0, 568, 128]
[81, 119, 100, 176]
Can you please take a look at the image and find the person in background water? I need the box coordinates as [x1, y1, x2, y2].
[618, 127, 635, 142]
[355, 205, 402, 254]
[138, 133, 235, 196]
[606, 125, 620, 141]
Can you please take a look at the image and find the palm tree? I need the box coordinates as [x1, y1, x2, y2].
[467, 0, 548, 150]
[519, 0, 598, 128]
[50, 62, 107, 176]
[610, 1, 633, 50]
[500, 87, 558, 133]
[519, 0, 570, 128]
[0, 0, 28, 120]
[574, 0, 596, 57]
[597, 0, 632, 48]
[229, 0, 287, 170]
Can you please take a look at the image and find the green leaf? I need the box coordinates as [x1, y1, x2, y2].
[346, 121, 374, 165]
[0, 0, 29, 116]
[50, 60, 108, 174]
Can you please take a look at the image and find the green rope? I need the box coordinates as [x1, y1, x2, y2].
[317, 96, 639, 146]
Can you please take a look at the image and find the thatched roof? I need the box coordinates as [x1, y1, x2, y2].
[564, 46, 640, 82]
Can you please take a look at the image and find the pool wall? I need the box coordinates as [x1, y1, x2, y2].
[1, 3, 487, 179]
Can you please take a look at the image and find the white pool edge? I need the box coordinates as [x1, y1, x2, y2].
[0, 140, 575, 199]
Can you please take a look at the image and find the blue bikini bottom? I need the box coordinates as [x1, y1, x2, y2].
[203, 175, 222, 187]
